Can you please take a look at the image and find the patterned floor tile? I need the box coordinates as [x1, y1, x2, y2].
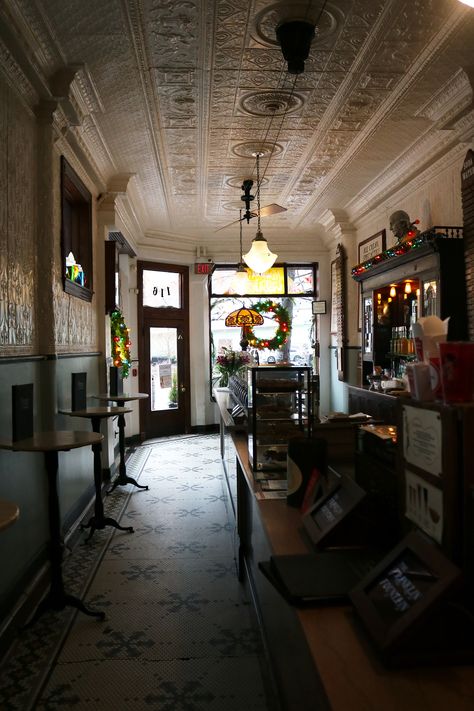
[0, 435, 270, 710]
[37, 656, 269, 710]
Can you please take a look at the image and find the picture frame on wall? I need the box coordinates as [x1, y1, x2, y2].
[357, 229, 386, 330]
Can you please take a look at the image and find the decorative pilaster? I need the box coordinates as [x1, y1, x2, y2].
[320, 210, 358, 346]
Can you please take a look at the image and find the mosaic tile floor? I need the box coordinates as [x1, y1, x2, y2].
[0, 434, 272, 710]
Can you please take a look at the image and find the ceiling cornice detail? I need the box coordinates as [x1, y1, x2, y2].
[297, 3, 468, 227]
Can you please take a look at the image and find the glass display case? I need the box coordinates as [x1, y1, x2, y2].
[353, 227, 467, 387]
[246, 365, 311, 473]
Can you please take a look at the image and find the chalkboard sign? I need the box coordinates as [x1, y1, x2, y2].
[302, 471, 366, 547]
[71, 372, 87, 411]
[12, 384, 34, 442]
[350, 530, 460, 657]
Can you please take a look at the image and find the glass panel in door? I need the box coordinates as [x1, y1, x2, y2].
[150, 327, 179, 411]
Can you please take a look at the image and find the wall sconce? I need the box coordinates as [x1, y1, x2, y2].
[389, 286, 396, 297]
[404, 282, 412, 294]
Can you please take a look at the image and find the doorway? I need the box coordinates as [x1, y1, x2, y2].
[138, 262, 190, 438]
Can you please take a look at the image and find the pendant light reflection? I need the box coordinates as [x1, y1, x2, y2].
[243, 152, 278, 275]
[232, 210, 250, 294]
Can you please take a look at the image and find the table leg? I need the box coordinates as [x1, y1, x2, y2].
[81, 417, 134, 541]
[24, 450, 105, 628]
[107, 413, 149, 493]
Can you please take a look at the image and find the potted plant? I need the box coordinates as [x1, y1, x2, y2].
[215, 348, 251, 387]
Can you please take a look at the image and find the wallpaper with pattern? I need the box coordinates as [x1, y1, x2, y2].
[0, 73, 99, 355]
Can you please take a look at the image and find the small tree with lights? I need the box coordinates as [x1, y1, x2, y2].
[110, 309, 132, 378]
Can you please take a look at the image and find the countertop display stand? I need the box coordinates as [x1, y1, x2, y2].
[94, 393, 149, 493]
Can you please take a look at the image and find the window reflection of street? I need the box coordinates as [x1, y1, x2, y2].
[149, 327, 178, 411]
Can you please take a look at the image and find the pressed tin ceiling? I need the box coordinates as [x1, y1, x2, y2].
[1, 0, 474, 256]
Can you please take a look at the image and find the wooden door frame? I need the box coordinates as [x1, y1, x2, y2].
[137, 260, 191, 437]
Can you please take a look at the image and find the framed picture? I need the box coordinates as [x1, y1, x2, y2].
[312, 300, 327, 315]
[357, 229, 386, 330]
[358, 229, 386, 265]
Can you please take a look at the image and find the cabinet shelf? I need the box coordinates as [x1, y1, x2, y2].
[247, 365, 311, 473]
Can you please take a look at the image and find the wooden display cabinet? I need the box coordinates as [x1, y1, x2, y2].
[353, 227, 467, 387]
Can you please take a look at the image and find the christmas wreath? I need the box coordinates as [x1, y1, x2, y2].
[245, 300, 291, 351]
[110, 308, 132, 378]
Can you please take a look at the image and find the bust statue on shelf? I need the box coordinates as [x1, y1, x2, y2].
[389, 210, 420, 244]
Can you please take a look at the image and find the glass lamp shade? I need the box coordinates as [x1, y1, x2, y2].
[225, 307, 264, 328]
[243, 231, 277, 275]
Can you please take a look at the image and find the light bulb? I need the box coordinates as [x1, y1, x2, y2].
[389, 286, 396, 297]
[404, 282, 412, 294]
[243, 231, 277, 275]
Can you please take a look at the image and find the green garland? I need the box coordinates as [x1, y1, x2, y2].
[246, 300, 291, 351]
[110, 308, 131, 378]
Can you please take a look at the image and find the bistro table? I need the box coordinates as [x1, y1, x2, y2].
[0, 431, 105, 625]
[0, 498, 19, 531]
[60, 407, 135, 541]
[94, 393, 149, 493]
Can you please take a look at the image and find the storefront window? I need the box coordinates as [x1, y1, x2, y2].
[209, 264, 317, 391]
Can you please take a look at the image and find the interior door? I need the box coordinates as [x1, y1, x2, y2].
[138, 262, 190, 439]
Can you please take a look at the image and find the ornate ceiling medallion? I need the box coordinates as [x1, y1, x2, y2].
[240, 90, 304, 117]
[226, 176, 269, 189]
[232, 141, 283, 159]
[253, 1, 341, 48]
[222, 200, 245, 212]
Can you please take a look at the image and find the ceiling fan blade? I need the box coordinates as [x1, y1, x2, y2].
[214, 203, 286, 232]
[214, 216, 243, 232]
[257, 203, 287, 218]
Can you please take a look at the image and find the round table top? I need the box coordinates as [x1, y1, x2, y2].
[60, 406, 132, 418]
[10, 430, 103, 452]
[0, 499, 19, 531]
[95, 392, 149, 403]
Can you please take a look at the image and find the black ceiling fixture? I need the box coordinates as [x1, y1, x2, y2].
[276, 20, 316, 75]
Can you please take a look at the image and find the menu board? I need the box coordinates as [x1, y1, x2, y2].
[350, 531, 460, 655]
[366, 549, 436, 628]
[303, 473, 366, 547]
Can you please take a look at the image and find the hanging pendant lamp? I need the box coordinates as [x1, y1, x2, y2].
[243, 152, 278, 275]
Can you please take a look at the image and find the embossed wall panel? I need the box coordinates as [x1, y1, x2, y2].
[0, 74, 36, 355]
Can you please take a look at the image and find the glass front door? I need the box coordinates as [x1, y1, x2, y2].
[138, 261, 190, 440]
[150, 327, 179, 412]
[143, 321, 187, 437]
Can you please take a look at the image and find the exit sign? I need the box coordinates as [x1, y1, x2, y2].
[194, 262, 214, 275]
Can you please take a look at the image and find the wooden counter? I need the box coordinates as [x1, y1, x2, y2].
[215, 391, 474, 711]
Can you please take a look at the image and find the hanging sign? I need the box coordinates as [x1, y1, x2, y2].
[159, 363, 172, 388]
